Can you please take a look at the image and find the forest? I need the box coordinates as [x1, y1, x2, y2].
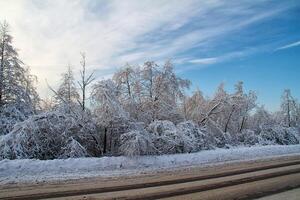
[0, 21, 300, 160]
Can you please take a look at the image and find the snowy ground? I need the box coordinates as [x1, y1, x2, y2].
[1, 144, 300, 185]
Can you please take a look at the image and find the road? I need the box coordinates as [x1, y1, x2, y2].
[1, 155, 300, 200]
[256, 188, 300, 200]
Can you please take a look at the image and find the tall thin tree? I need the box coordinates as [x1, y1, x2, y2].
[78, 52, 94, 111]
[0, 21, 9, 108]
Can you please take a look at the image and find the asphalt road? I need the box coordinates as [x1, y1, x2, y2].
[1, 155, 300, 200]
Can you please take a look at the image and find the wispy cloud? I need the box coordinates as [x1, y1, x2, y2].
[190, 57, 219, 65]
[275, 40, 300, 51]
[188, 48, 258, 66]
[0, 0, 296, 97]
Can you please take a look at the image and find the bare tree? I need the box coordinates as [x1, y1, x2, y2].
[78, 52, 95, 111]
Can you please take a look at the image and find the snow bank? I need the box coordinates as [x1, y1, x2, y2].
[1, 144, 300, 184]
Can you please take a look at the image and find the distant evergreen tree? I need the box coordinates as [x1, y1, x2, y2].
[54, 65, 80, 113]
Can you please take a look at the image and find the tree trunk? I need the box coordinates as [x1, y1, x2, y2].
[200, 101, 222, 124]
[224, 106, 235, 133]
[0, 38, 5, 108]
[82, 84, 85, 111]
[287, 98, 291, 127]
[103, 127, 107, 155]
[239, 116, 246, 133]
[126, 76, 131, 98]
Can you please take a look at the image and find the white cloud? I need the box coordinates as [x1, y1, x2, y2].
[1, 0, 208, 96]
[275, 40, 300, 51]
[0, 0, 293, 97]
[190, 48, 255, 64]
[190, 57, 219, 64]
[180, 48, 260, 72]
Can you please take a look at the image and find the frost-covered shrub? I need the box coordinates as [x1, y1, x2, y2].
[0, 111, 101, 160]
[69, 110, 102, 157]
[205, 119, 233, 148]
[148, 120, 199, 154]
[0, 105, 28, 135]
[0, 134, 14, 159]
[53, 102, 83, 117]
[176, 121, 212, 151]
[148, 120, 176, 136]
[92, 79, 129, 126]
[119, 129, 155, 156]
[58, 137, 89, 159]
[259, 125, 300, 145]
[147, 120, 178, 154]
[0, 115, 64, 159]
[236, 129, 261, 146]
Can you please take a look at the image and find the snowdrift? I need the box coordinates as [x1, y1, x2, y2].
[1, 144, 300, 184]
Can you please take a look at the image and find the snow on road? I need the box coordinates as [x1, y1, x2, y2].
[1, 144, 300, 185]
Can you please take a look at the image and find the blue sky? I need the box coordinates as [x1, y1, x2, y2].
[175, 1, 300, 111]
[0, 0, 299, 111]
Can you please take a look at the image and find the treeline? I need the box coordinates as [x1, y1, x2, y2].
[0, 21, 299, 160]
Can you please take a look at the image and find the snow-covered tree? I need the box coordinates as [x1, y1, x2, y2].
[113, 64, 142, 121]
[152, 61, 190, 123]
[238, 90, 257, 132]
[54, 66, 80, 113]
[138, 61, 160, 123]
[111, 61, 190, 125]
[236, 129, 261, 146]
[92, 79, 129, 154]
[0, 21, 39, 135]
[176, 120, 212, 150]
[249, 106, 274, 132]
[24, 67, 40, 112]
[280, 89, 299, 127]
[59, 137, 89, 159]
[139, 61, 190, 123]
[259, 125, 299, 145]
[201, 83, 229, 126]
[113, 64, 136, 102]
[205, 119, 233, 148]
[148, 120, 197, 154]
[0, 111, 100, 159]
[215, 82, 257, 134]
[78, 52, 95, 111]
[222, 81, 245, 133]
[148, 120, 178, 154]
[40, 96, 56, 112]
[92, 79, 128, 125]
[184, 88, 207, 124]
[119, 128, 156, 156]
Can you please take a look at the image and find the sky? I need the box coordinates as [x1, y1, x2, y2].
[0, 0, 299, 111]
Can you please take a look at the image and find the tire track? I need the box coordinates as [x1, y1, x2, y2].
[2, 159, 300, 200]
